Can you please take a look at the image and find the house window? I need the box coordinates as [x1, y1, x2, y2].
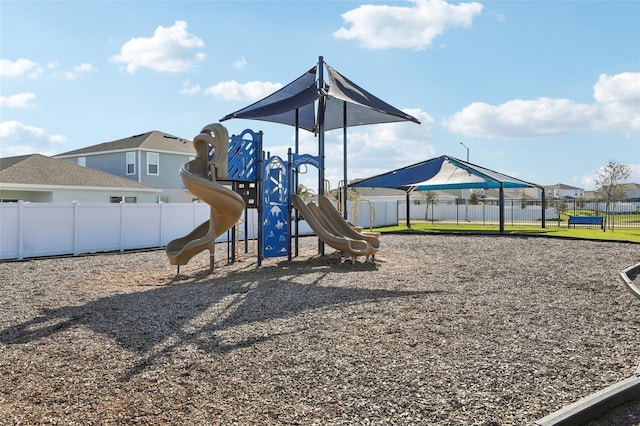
[147, 152, 159, 175]
[78, 156, 86, 167]
[110, 196, 137, 203]
[126, 152, 135, 175]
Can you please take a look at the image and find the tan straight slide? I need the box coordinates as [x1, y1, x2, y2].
[317, 195, 380, 250]
[292, 194, 378, 263]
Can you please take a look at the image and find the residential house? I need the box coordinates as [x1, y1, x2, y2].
[621, 183, 640, 201]
[585, 183, 640, 201]
[0, 154, 161, 202]
[55, 131, 196, 203]
[348, 186, 457, 204]
[546, 183, 584, 199]
[350, 186, 542, 205]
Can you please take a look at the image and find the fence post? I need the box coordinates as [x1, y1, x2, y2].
[159, 202, 164, 247]
[119, 202, 125, 252]
[73, 201, 79, 256]
[17, 201, 24, 261]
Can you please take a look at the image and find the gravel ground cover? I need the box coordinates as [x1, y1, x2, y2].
[0, 234, 638, 425]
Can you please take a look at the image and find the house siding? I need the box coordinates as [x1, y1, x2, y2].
[0, 188, 159, 203]
[0, 190, 53, 202]
[61, 149, 193, 201]
[161, 188, 196, 203]
[139, 151, 189, 190]
[623, 184, 640, 200]
[81, 152, 136, 181]
[49, 189, 159, 203]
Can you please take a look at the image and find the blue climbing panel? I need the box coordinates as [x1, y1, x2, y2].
[263, 156, 289, 258]
[227, 129, 260, 182]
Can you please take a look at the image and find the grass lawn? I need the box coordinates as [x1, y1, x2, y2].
[374, 222, 640, 243]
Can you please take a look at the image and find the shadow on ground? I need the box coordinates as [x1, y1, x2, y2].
[1, 254, 442, 380]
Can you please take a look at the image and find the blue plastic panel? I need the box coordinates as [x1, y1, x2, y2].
[262, 156, 289, 258]
[228, 129, 260, 182]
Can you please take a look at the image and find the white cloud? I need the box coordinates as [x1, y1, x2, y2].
[333, 0, 483, 50]
[630, 164, 640, 183]
[0, 92, 36, 109]
[111, 20, 205, 74]
[444, 72, 640, 139]
[204, 80, 282, 101]
[312, 109, 433, 187]
[180, 79, 201, 95]
[0, 120, 67, 157]
[54, 63, 96, 80]
[262, 108, 433, 190]
[0, 58, 43, 78]
[342, 109, 434, 175]
[444, 97, 599, 138]
[592, 72, 640, 136]
[233, 57, 247, 70]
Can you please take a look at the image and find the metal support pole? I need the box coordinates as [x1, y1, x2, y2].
[318, 55, 325, 255]
[541, 188, 546, 229]
[499, 183, 505, 234]
[406, 191, 411, 228]
[288, 148, 293, 262]
[257, 132, 264, 266]
[295, 110, 299, 258]
[343, 101, 348, 219]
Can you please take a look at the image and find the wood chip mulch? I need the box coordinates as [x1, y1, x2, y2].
[1, 234, 639, 425]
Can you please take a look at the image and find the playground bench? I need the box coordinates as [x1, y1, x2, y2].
[568, 215, 604, 230]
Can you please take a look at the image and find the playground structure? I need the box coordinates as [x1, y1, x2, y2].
[165, 123, 379, 272]
[166, 57, 427, 271]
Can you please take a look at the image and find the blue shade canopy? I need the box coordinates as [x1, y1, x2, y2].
[323, 64, 420, 130]
[221, 67, 319, 132]
[350, 156, 541, 191]
[221, 61, 420, 133]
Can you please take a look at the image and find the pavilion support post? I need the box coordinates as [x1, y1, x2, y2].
[541, 188, 546, 229]
[294, 110, 300, 257]
[406, 191, 411, 228]
[317, 55, 325, 255]
[499, 183, 505, 234]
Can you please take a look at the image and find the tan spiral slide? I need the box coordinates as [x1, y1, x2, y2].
[166, 124, 244, 267]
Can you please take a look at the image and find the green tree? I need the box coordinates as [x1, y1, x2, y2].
[594, 160, 631, 215]
[421, 191, 438, 220]
[345, 187, 359, 201]
[469, 190, 480, 205]
[297, 184, 315, 202]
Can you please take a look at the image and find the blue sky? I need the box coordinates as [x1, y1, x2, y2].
[1, 0, 638, 191]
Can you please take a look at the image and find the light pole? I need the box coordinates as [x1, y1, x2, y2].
[460, 142, 469, 162]
[460, 142, 469, 220]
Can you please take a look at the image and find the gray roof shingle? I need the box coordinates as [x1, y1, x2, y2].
[55, 131, 194, 156]
[0, 154, 158, 189]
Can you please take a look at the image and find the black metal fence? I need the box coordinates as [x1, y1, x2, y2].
[399, 198, 640, 230]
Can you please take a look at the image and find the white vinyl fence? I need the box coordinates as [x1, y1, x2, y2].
[1, 201, 213, 260]
[0, 200, 396, 261]
[400, 202, 559, 222]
